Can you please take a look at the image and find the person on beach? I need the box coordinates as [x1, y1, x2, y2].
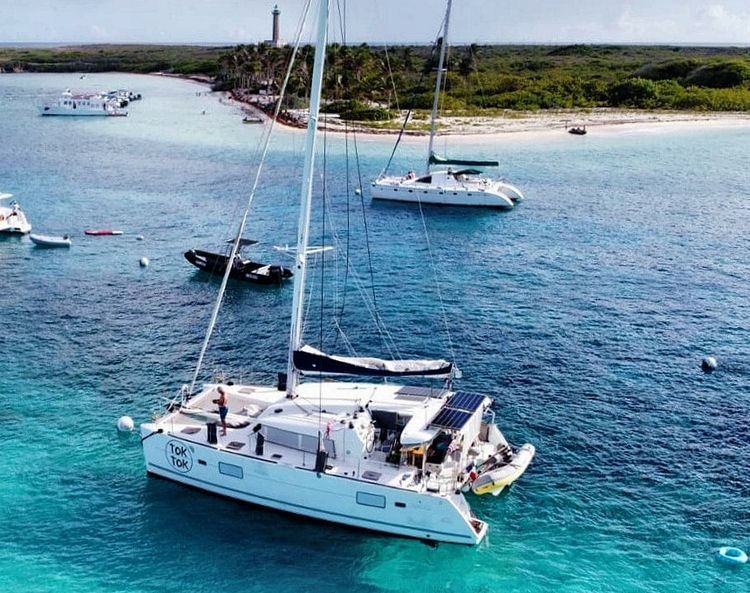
[213, 386, 229, 436]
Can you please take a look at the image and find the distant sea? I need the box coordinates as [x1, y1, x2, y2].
[0, 72, 748, 593]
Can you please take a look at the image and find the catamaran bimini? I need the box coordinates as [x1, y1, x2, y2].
[140, 0, 533, 545]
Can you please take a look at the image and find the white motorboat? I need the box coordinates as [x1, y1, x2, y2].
[371, 0, 523, 209]
[30, 233, 72, 247]
[0, 193, 32, 234]
[41, 90, 127, 116]
[140, 0, 533, 546]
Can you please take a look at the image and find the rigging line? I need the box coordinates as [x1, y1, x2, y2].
[383, 45, 400, 114]
[188, 0, 314, 396]
[321, 208, 400, 359]
[439, 41, 451, 160]
[416, 198, 456, 367]
[352, 131, 400, 360]
[378, 31, 442, 178]
[332, 119, 351, 349]
[317, 102, 330, 438]
[320, 115, 328, 352]
[332, 0, 351, 350]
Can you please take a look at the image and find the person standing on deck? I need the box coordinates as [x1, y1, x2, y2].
[213, 386, 229, 436]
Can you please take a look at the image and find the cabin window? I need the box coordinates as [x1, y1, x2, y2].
[356, 492, 386, 508]
[218, 462, 243, 479]
[265, 426, 336, 458]
[416, 176, 432, 183]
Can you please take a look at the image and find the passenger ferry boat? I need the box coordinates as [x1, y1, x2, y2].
[41, 90, 127, 116]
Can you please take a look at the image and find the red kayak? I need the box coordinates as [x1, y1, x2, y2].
[85, 229, 124, 236]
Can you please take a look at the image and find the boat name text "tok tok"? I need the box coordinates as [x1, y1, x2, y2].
[166, 440, 193, 472]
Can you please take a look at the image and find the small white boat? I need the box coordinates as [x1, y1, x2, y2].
[30, 233, 72, 247]
[0, 193, 32, 234]
[471, 443, 536, 496]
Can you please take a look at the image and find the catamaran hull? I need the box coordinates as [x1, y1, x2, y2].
[141, 430, 486, 545]
[371, 182, 515, 209]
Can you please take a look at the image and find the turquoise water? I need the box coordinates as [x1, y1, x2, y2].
[1, 73, 748, 592]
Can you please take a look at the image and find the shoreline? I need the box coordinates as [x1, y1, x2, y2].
[160, 74, 750, 141]
[227, 89, 750, 140]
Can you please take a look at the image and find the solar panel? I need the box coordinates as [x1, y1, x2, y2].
[430, 407, 472, 430]
[447, 391, 486, 412]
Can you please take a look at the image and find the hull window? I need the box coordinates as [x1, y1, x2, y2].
[218, 462, 244, 479]
[356, 492, 386, 508]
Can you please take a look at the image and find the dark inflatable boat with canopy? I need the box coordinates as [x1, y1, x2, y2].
[184, 239, 293, 285]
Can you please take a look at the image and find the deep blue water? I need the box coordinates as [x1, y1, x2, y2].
[1, 73, 748, 592]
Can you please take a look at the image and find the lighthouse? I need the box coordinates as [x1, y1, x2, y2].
[271, 5, 281, 47]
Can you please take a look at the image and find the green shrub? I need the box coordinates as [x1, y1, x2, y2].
[608, 77, 659, 107]
[684, 61, 750, 88]
[339, 106, 393, 121]
[635, 59, 701, 81]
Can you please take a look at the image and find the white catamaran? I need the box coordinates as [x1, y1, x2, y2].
[140, 0, 534, 545]
[370, 0, 524, 209]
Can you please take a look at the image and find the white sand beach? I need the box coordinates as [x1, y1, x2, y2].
[214, 85, 750, 145]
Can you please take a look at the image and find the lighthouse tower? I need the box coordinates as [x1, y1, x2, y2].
[271, 5, 281, 47]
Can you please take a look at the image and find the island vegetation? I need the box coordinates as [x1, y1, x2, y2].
[3, 43, 750, 120]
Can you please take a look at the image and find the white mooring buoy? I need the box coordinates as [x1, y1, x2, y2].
[139, 257, 150, 268]
[117, 416, 135, 432]
[701, 356, 717, 373]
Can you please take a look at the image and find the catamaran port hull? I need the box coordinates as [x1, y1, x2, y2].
[142, 430, 486, 545]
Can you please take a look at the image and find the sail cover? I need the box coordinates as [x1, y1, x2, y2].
[293, 345, 453, 378]
[429, 152, 499, 167]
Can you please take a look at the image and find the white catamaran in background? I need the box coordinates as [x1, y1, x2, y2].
[371, 0, 524, 209]
[140, 0, 534, 545]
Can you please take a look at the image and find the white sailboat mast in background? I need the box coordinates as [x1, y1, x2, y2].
[425, 0, 452, 176]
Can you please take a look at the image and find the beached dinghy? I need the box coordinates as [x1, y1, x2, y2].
[30, 233, 72, 247]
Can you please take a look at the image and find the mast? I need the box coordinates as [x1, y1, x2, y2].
[286, 0, 331, 398]
[425, 0, 452, 175]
